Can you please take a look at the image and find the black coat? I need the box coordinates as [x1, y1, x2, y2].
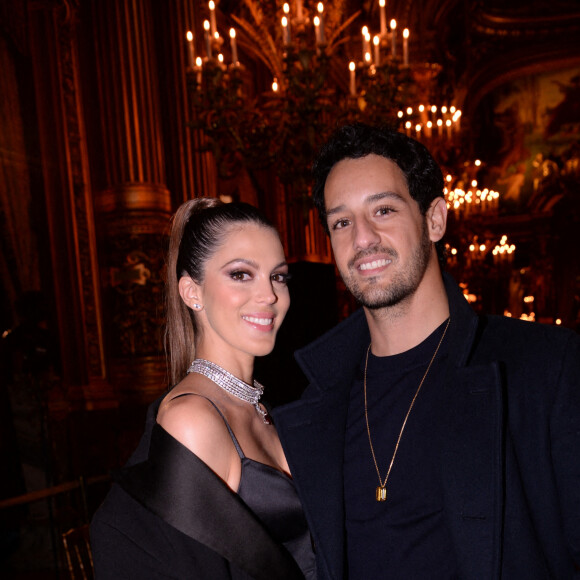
[272, 273, 580, 579]
[90, 399, 304, 580]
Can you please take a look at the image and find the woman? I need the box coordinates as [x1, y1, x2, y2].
[90, 198, 316, 579]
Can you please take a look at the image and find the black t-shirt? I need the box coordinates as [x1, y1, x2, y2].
[344, 320, 458, 579]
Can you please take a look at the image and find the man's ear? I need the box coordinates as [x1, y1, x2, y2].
[178, 276, 203, 311]
[426, 197, 447, 242]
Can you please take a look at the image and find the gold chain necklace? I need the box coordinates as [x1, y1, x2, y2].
[364, 317, 451, 502]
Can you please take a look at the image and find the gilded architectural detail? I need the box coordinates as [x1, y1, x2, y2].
[56, 4, 107, 380]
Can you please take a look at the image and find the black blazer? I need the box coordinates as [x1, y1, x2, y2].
[272, 272, 580, 579]
[90, 401, 304, 580]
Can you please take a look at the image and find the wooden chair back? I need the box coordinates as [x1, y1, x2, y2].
[62, 523, 94, 580]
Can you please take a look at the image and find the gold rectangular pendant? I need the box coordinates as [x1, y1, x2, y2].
[376, 486, 387, 501]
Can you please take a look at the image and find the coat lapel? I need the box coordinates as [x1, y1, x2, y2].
[440, 362, 504, 579]
[116, 424, 304, 580]
[442, 274, 504, 578]
[273, 390, 350, 580]
[273, 309, 370, 580]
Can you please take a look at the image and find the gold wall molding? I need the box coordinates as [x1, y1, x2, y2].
[28, 0, 110, 408]
[95, 183, 172, 214]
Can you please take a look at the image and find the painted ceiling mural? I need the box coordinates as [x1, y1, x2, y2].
[475, 66, 580, 213]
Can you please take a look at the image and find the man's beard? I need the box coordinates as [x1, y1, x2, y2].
[339, 222, 432, 310]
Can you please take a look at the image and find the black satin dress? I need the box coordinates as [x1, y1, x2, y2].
[203, 396, 317, 579]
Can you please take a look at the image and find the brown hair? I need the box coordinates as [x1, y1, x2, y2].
[165, 198, 276, 386]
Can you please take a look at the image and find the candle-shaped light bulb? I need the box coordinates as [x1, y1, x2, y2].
[283, 3, 290, 14]
[186, 31, 195, 68]
[208, 1, 217, 36]
[390, 19, 397, 56]
[379, 0, 387, 37]
[229, 28, 238, 65]
[314, 16, 322, 44]
[317, 3, 325, 43]
[195, 56, 202, 84]
[282, 16, 290, 45]
[361, 26, 370, 40]
[349, 61, 356, 96]
[453, 109, 462, 131]
[373, 35, 380, 66]
[362, 26, 370, 59]
[217, 53, 224, 63]
[364, 51, 371, 64]
[203, 20, 212, 58]
[272, 77, 279, 92]
[403, 28, 409, 66]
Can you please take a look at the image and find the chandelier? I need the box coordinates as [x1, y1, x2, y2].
[445, 159, 500, 217]
[184, 0, 462, 260]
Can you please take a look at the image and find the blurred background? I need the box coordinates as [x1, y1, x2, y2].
[1, 0, 579, 577]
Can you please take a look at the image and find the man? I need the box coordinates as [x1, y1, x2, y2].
[272, 123, 580, 579]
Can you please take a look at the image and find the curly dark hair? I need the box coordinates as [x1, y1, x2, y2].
[312, 122, 446, 264]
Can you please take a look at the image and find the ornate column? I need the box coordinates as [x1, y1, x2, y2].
[91, 0, 172, 403]
[27, 0, 111, 410]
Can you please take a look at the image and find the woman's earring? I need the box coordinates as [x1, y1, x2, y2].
[193, 303, 201, 309]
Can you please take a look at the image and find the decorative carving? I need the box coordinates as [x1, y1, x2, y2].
[99, 211, 168, 359]
[472, 1, 580, 37]
[56, 1, 107, 379]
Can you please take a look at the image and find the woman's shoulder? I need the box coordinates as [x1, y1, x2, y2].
[157, 390, 240, 486]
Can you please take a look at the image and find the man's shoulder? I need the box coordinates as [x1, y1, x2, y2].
[483, 313, 577, 340]
[476, 313, 579, 361]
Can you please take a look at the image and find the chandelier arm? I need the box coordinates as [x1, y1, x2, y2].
[326, 11, 361, 51]
[230, 15, 283, 80]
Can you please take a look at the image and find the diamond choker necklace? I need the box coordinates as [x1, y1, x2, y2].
[187, 359, 271, 424]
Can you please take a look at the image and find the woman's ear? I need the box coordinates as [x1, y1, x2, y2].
[178, 276, 204, 311]
[426, 197, 448, 242]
